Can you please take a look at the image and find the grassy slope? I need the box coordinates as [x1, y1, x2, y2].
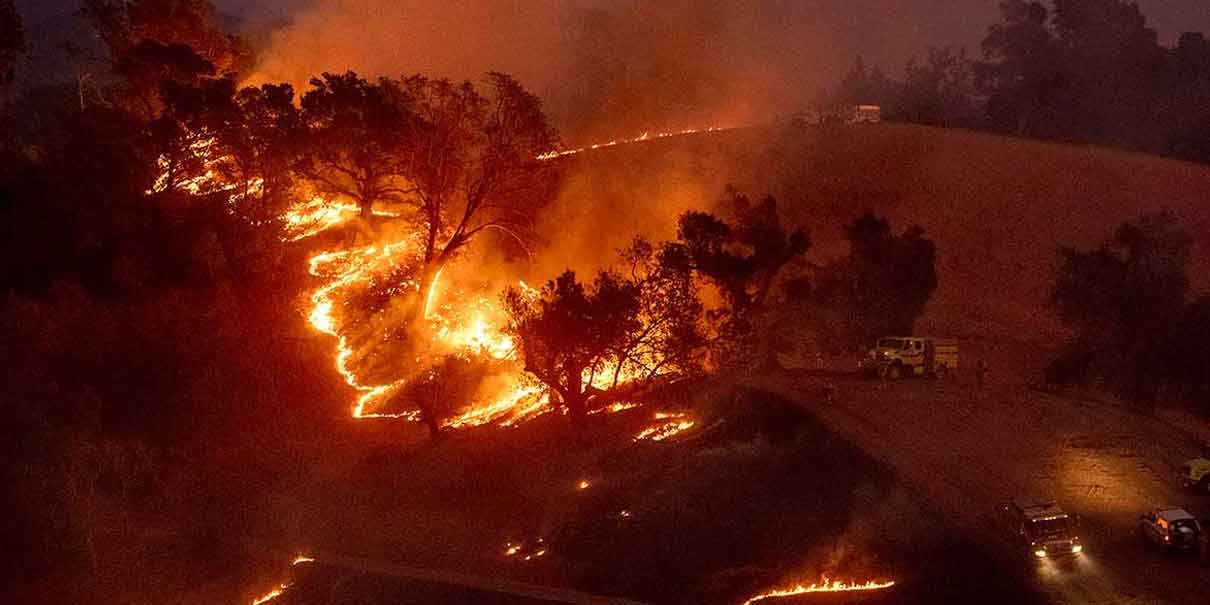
[223, 127, 1210, 604]
[549, 123, 1210, 363]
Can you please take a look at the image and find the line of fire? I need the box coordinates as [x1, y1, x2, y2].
[5, 2, 1210, 605]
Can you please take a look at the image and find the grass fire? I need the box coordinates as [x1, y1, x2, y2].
[5, 2, 1210, 605]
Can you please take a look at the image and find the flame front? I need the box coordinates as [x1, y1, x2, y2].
[251, 583, 291, 605]
[159, 125, 727, 427]
[634, 412, 696, 442]
[742, 578, 896, 605]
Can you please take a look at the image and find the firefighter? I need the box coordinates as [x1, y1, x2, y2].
[823, 380, 838, 404]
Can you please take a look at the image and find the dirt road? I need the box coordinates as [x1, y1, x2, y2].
[762, 370, 1210, 605]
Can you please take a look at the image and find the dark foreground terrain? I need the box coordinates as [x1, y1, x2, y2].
[209, 386, 1044, 605]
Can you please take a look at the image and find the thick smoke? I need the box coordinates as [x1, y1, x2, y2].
[247, 0, 993, 143]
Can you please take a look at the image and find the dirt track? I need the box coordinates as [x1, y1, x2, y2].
[761, 365, 1210, 605]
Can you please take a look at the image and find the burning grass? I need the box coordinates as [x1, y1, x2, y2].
[741, 578, 896, 604]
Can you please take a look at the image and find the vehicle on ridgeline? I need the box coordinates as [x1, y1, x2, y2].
[848, 104, 882, 124]
[1138, 506, 1202, 550]
[860, 336, 958, 380]
[1001, 497, 1084, 559]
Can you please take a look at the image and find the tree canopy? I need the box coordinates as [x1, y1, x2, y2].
[1049, 213, 1191, 406]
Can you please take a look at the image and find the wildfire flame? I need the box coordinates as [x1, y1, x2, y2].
[742, 578, 896, 605]
[251, 583, 291, 605]
[536, 126, 733, 160]
[634, 412, 695, 442]
[158, 124, 724, 427]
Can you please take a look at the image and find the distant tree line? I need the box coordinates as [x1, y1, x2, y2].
[830, 0, 1210, 164]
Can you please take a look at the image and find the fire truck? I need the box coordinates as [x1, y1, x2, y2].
[1002, 497, 1084, 559]
[860, 337, 958, 380]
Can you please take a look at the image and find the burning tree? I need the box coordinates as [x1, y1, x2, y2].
[299, 71, 558, 322]
[504, 242, 705, 425]
[395, 73, 560, 323]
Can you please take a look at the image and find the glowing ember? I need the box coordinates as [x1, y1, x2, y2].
[251, 583, 291, 605]
[291, 555, 315, 565]
[742, 578, 896, 605]
[577, 480, 591, 490]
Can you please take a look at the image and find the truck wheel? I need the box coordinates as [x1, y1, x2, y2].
[888, 364, 903, 380]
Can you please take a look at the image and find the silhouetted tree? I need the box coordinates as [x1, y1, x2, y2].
[806, 214, 937, 349]
[1051, 0, 1167, 148]
[1168, 296, 1210, 414]
[668, 190, 809, 368]
[398, 355, 489, 439]
[0, 0, 25, 86]
[505, 271, 642, 424]
[1050, 213, 1190, 407]
[674, 190, 809, 318]
[976, 0, 1063, 135]
[1162, 32, 1210, 162]
[900, 46, 980, 127]
[298, 72, 415, 224]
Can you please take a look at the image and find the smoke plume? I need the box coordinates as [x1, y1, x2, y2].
[247, 0, 988, 143]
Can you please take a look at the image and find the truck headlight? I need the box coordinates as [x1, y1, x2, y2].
[1071, 544, 1083, 554]
[1033, 549, 1047, 558]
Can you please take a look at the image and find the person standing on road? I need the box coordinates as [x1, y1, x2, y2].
[823, 380, 838, 404]
[975, 359, 989, 386]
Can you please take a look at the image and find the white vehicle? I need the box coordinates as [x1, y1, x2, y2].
[1138, 506, 1202, 550]
[848, 105, 882, 124]
[792, 110, 822, 127]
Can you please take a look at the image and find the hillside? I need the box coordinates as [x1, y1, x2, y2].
[543, 123, 1210, 365]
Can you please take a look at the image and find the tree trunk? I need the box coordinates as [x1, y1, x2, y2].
[413, 260, 445, 324]
[423, 416, 442, 440]
[564, 390, 589, 427]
